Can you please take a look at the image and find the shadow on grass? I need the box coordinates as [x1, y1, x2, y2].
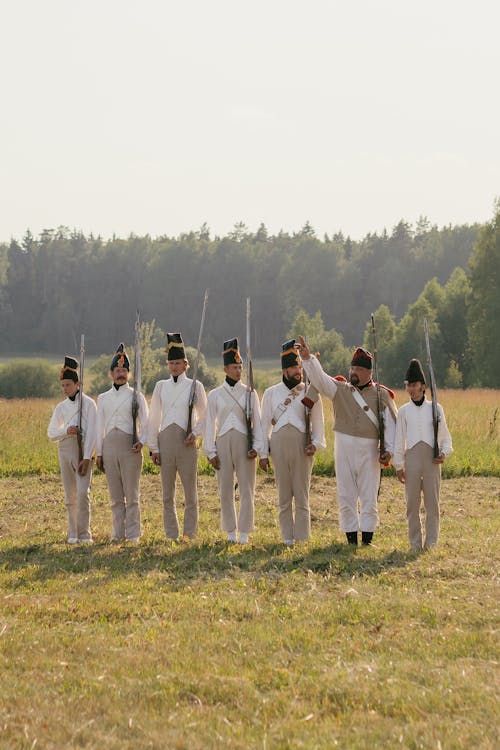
[0, 537, 419, 588]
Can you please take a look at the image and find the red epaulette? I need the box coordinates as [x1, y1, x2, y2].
[375, 382, 395, 399]
[333, 375, 347, 382]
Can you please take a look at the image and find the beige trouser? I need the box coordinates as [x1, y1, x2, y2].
[102, 428, 143, 540]
[216, 429, 256, 534]
[158, 424, 199, 540]
[270, 424, 313, 541]
[58, 437, 92, 541]
[405, 441, 441, 549]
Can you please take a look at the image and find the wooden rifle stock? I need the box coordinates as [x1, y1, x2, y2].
[187, 289, 209, 436]
[424, 318, 440, 459]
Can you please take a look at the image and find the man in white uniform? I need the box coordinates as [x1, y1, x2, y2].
[260, 340, 325, 545]
[297, 336, 397, 546]
[393, 358, 453, 550]
[96, 343, 149, 542]
[203, 337, 265, 544]
[147, 332, 207, 542]
[48, 355, 97, 543]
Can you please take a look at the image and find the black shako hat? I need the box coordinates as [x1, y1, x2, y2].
[59, 355, 79, 383]
[223, 338, 242, 366]
[165, 332, 186, 361]
[405, 358, 426, 385]
[110, 343, 130, 371]
[351, 347, 373, 370]
[281, 339, 300, 369]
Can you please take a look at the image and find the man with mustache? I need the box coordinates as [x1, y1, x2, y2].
[259, 339, 325, 546]
[297, 336, 397, 547]
[96, 343, 149, 542]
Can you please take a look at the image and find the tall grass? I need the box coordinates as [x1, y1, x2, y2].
[0, 389, 498, 477]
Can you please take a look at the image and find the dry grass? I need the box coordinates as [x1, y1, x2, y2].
[0, 473, 499, 749]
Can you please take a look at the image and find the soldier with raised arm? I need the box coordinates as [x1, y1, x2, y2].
[297, 336, 397, 546]
[48, 354, 97, 544]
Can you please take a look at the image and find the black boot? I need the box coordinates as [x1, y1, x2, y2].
[346, 531, 358, 546]
[361, 531, 373, 546]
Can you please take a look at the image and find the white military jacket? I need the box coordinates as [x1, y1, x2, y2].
[96, 383, 149, 455]
[147, 372, 207, 453]
[203, 380, 265, 459]
[260, 380, 326, 458]
[47, 392, 97, 460]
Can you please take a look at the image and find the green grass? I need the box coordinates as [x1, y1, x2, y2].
[0, 473, 499, 749]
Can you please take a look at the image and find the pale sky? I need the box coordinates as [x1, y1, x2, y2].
[1, 0, 498, 242]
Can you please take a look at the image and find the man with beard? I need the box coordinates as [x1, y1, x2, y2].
[297, 336, 397, 546]
[96, 343, 149, 542]
[48, 355, 97, 543]
[259, 340, 325, 546]
[203, 337, 265, 544]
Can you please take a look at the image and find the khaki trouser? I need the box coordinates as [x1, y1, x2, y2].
[270, 424, 313, 541]
[405, 441, 441, 549]
[58, 437, 92, 541]
[158, 424, 199, 540]
[102, 428, 143, 541]
[216, 429, 256, 534]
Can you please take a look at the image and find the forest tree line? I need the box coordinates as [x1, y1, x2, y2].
[0, 204, 498, 388]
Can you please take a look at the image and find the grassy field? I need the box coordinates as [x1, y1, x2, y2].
[0, 391, 498, 748]
[1, 389, 498, 477]
[0, 473, 499, 749]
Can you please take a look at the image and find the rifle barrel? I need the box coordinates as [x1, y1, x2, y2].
[424, 318, 440, 459]
[370, 314, 385, 454]
[187, 289, 209, 435]
[245, 297, 253, 452]
[77, 334, 85, 463]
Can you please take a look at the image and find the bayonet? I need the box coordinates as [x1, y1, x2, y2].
[245, 297, 254, 452]
[187, 289, 209, 436]
[370, 314, 385, 457]
[132, 310, 141, 445]
[424, 318, 440, 459]
[77, 334, 85, 463]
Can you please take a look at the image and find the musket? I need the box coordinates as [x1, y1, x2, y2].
[77, 334, 85, 464]
[187, 289, 209, 437]
[424, 317, 440, 459]
[245, 297, 254, 453]
[131, 310, 141, 445]
[370, 314, 385, 457]
[302, 339, 312, 448]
